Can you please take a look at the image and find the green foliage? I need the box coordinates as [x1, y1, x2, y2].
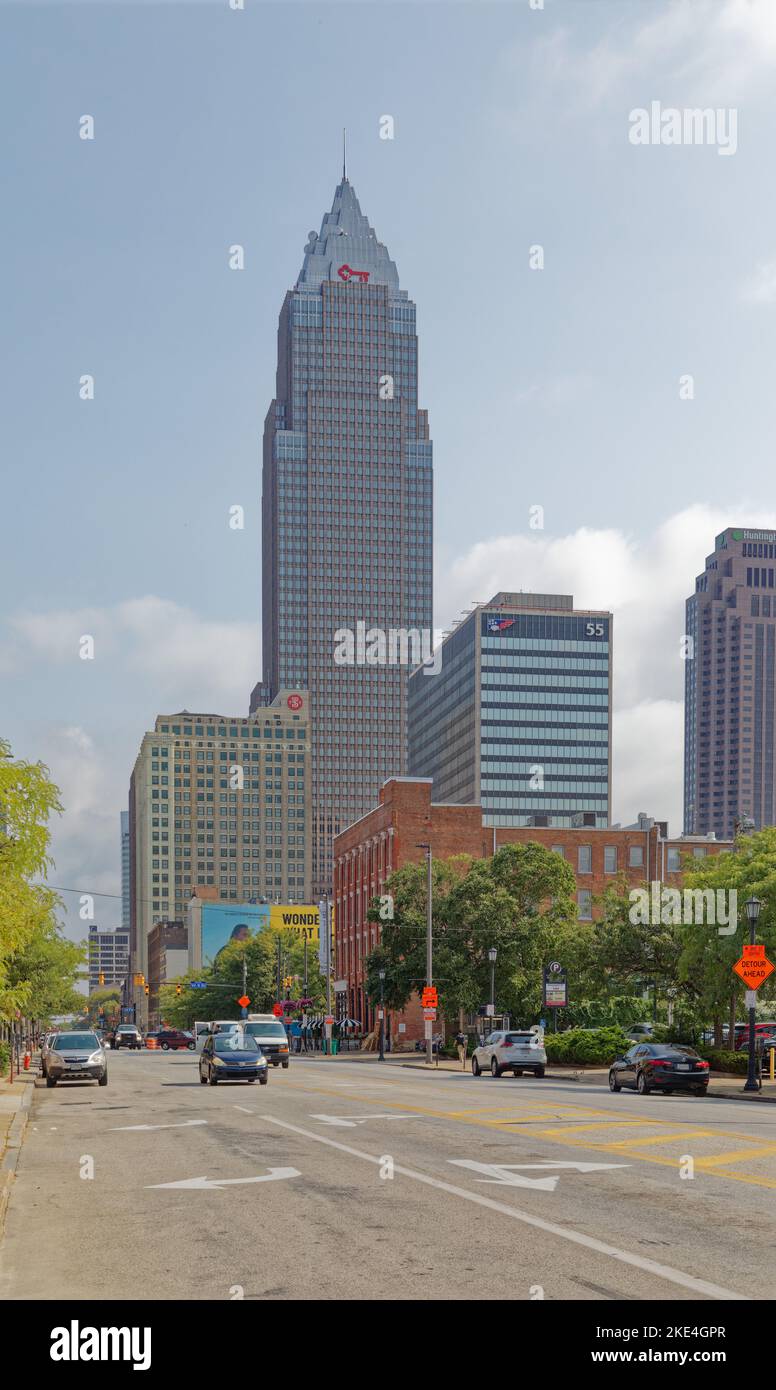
[365, 843, 577, 1021]
[698, 1048, 748, 1075]
[156, 929, 327, 1028]
[0, 1041, 10, 1077]
[544, 1026, 631, 1066]
[563, 995, 648, 1031]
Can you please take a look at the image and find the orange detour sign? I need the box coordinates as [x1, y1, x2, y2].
[421, 986, 438, 1009]
[733, 944, 775, 990]
[238, 996, 250, 1009]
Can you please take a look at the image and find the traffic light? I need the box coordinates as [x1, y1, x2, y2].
[175, 984, 182, 997]
[144, 984, 149, 997]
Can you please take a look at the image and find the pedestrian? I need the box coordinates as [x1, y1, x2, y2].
[455, 1029, 467, 1070]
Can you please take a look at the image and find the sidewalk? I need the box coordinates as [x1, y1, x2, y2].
[0, 1068, 36, 1231]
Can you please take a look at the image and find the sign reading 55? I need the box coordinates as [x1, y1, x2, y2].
[585, 621, 605, 638]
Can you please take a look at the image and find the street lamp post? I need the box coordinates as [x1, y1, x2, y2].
[744, 895, 763, 1093]
[378, 968, 385, 1062]
[488, 946, 497, 1017]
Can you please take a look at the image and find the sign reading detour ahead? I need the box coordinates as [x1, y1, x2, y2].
[733, 944, 775, 990]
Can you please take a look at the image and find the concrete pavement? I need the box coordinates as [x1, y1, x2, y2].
[2, 1049, 775, 1301]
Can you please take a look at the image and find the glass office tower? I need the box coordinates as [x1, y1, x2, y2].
[685, 526, 776, 839]
[408, 593, 612, 827]
[251, 175, 433, 896]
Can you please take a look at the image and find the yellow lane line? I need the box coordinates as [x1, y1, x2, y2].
[694, 1145, 776, 1168]
[600, 1131, 717, 1148]
[521, 1120, 654, 1136]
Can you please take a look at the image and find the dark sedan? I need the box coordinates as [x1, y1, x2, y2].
[156, 1029, 195, 1051]
[199, 1033, 268, 1085]
[609, 1043, 709, 1096]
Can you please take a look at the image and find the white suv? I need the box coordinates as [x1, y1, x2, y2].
[471, 1030, 546, 1079]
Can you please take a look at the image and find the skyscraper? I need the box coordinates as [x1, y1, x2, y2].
[408, 593, 612, 827]
[252, 173, 433, 897]
[685, 526, 776, 839]
[120, 809, 130, 933]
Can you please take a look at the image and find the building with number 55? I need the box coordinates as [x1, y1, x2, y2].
[408, 592, 612, 828]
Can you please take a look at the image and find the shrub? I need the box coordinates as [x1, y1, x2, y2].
[544, 1026, 631, 1067]
[698, 1048, 748, 1075]
[0, 1041, 10, 1078]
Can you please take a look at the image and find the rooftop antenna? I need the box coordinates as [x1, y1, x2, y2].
[343, 127, 347, 181]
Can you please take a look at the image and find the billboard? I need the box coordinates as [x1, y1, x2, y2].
[201, 903, 270, 968]
[198, 902, 327, 967]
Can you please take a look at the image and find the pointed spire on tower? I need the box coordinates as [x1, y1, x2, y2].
[342, 127, 347, 182]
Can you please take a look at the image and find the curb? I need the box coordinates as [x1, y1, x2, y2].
[0, 1081, 34, 1235]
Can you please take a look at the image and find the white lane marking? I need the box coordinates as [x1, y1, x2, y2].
[310, 1113, 422, 1129]
[233, 1106, 255, 1114]
[110, 1119, 208, 1132]
[260, 1116, 747, 1302]
[145, 1167, 301, 1191]
[449, 1160, 630, 1190]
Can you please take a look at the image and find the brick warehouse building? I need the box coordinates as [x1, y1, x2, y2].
[332, 777, 733, 1042]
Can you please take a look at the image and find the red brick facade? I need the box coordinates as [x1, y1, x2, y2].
[332, 778, 733, 1042]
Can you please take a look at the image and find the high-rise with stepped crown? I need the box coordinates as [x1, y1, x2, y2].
[250, 171, 433, 898]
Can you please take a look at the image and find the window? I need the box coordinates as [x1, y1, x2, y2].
[577, 889, 592, 920]
[667, 848, 681, 873]
[578, 845, 592, 874]
[629, 846, 644, 868]
[604, 846, 617, 873]
[551, 844, 565, 859]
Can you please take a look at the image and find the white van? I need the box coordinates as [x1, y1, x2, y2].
[195, 1019, 240, 1053]
[241, 1014, 290, 1068]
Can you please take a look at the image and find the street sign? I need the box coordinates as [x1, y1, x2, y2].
[745, 990, 758, 1009]
[189, 981, 207, 990]
[543, 963, 568, 1009]
[421, 986, 438, 1008]
[238, 995, 250, 1008]
[548, 960, 562, 974]
[485, 1003, 495, 1017]
[423, 1007, 437, 1021]
[733, 945, 774, 990]
[324, 1016, 334, 1026]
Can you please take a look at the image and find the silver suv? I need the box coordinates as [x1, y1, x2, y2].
[45, 1032, 107, 1088]
[471, 1029, 546, 1079]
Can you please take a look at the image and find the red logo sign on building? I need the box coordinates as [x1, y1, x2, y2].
[337, 264, 370, 284]
[287, 694, 303, 711]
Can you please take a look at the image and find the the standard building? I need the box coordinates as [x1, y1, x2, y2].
[408, 592, 612, 827]
[87, 924, 129, 994]
[128, 691, 311, 1004]
[251, 170, 433, 898]
[685, 526, 776, 838]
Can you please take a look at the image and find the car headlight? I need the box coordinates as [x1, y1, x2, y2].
[213, 1056, 226, 1066]
[258, 1057, 267, 1067]
[88, 1051, 103, 1064]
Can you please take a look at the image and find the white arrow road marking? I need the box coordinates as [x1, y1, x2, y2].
[233, 1106, 255, 1114]
[111, 1119, 209, 1132]
[448, 1159, 631, 1190]
[259, 1116, 747, 1301]
[310, 1112, 421, 1128]
[145, 1167, 301, 1191]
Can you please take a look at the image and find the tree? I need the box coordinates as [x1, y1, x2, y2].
[0, 740, 64, 1021]
[365, 843, 578, 1024]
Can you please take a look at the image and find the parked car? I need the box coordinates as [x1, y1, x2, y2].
[156, 1029, 195, 1051]
[471, 1029, 546, 1078]
[45, 1032, 107, 1088]
[111, 1024, 143, 1050]
[198, 1032, 268, 1085]
[626, 1022, 655, 1041]
[39, 1031, 57, 1077]
[609, 1042, 709, 1096]
[735, 1022, 776, 1052]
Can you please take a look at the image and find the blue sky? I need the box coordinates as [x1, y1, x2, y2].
[2, 0, 776, 937]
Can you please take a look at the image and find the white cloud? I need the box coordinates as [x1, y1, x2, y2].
[437, 503, 776, 831]
[10, 595, 258, 711]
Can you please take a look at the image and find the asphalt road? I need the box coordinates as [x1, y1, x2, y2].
[2, 1050, 775, 1301]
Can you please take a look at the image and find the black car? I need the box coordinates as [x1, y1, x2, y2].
[199, 1033, 268, 1085]
[609, 1042, 709, 1096]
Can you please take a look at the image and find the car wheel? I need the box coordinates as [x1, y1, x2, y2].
[534, 1066, 545, 1078]
[693, 1087, 707, 1097]
[637, 1071, 650, 1095]
[208, 1067, 218, 1086]
[513, 1069, 523, 1077]
[490, 1058, 501, 1078]
[187, 1043, 195, 1051]
[471, 1056, 481, 1076]
[199, 1071, 207, 1085]
[98, 1073, 108, 1087]
[282, 1062, 289, 1069]
[46, 1077, 57, 1088]
[161, 1043, 169, 1051]
[608, 1071, 621, 1092]
[663, 1088, 673, 1095]
[260, 1076, 268, 1085]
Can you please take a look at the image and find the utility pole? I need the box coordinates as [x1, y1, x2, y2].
[416, 843, 433, 1066]
[744, 896, 763, 1093]
[241, 953, 248, 1019]
[276, 935, 282, 1004]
